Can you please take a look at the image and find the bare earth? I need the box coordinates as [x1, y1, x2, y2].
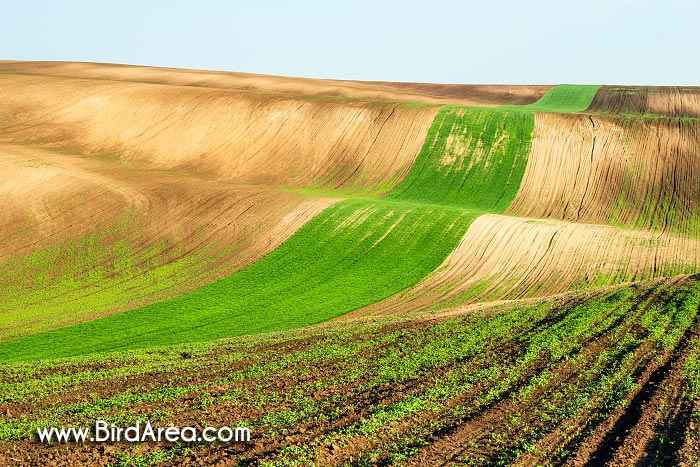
[0, 61, 552, 107]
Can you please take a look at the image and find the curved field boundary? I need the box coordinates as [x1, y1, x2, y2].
[351, 88, 700, 317]
[0, 73, 438, 197]
[508, 112, 700, 237]
[0, 83, 650, 360]
[588, 85, 700, 118]
[352, 214, 700, 316]
[0, 145, 337, 341]
[0, 201, 478, 362]
[0, 72, 441, 339]
[502, 84, 601, 114]
[0, 101, 538, 362]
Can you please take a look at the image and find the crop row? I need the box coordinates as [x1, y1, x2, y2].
[2, 277, 698, 465]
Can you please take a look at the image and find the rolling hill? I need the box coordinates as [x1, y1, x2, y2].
[0, 62, 699, 466]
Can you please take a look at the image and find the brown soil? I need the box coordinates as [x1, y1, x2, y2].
[0, 143, 337, 338]
[508, 112, 700, 236]
[0, 290, 569, 466]
[587, 85, 700, 118]
[0, 61, 552, 107]
[3, 278, 697, 466]
[2, 63, 700, 467]
[562, 321, 698, 466]
[0, 67, 444, 336]
[0, 72, 438, 192]
[407, 283, 663, 466]
[348, 108, 700, 318]
[351, 214, 700, 316]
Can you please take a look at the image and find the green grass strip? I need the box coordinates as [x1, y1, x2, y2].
[0, 201, 478, 362]
[0, 98, 548, 362]
[504, 84, 602, 114]
[387, 106, 533, 210]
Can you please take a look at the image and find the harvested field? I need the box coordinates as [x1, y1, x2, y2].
[1, 277, 699, 466]
[588, 85, 700, 118]
[353, 214, 700, 316]
[508, 112, 700, 236]
[0, 61, 552, 107]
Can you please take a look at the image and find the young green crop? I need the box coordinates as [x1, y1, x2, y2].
[0, 201, 478, 362]
[0, 229, 220, 340]
[3, 279, 698, 466]
[514, 84, 602, 113]
[0, 92, 544, 362]
[387, 106, 533, 210]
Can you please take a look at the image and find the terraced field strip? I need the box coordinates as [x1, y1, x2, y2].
[387, 106, 533, 210]
[0, 99, 538, 362]
[1, 277, 698, 466]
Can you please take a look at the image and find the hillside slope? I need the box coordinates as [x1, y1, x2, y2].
[1, 65, 700, 466]
[0, 100, 538, 361]
[0, 71, 440, 338]
[0, 60, 552, 107]
[354, 215, 700, 316]
[355, 90, 700, 315]
[509, 112, 700, 236]
[587, 85, 700, 117]
[0, 66, 698, 363]
[0, 73, 439, 193]
[0, 144, 338, 339]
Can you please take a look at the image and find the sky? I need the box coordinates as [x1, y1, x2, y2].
[2, 0, 698, 85]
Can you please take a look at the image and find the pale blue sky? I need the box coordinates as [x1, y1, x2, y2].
[2, 0, 698, 85]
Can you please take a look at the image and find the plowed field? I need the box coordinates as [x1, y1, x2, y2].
[0, 62, 698, 467]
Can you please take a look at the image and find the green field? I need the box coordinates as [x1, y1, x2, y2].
[0, 99, 542, 362]
[0, 201, 478, 362]
[3, 66, 700, 466]
[0, 221, 224, 341]
[505, 84, 601, 113]
[387, 106, 533, 210]
[2, 278, 698, 465]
